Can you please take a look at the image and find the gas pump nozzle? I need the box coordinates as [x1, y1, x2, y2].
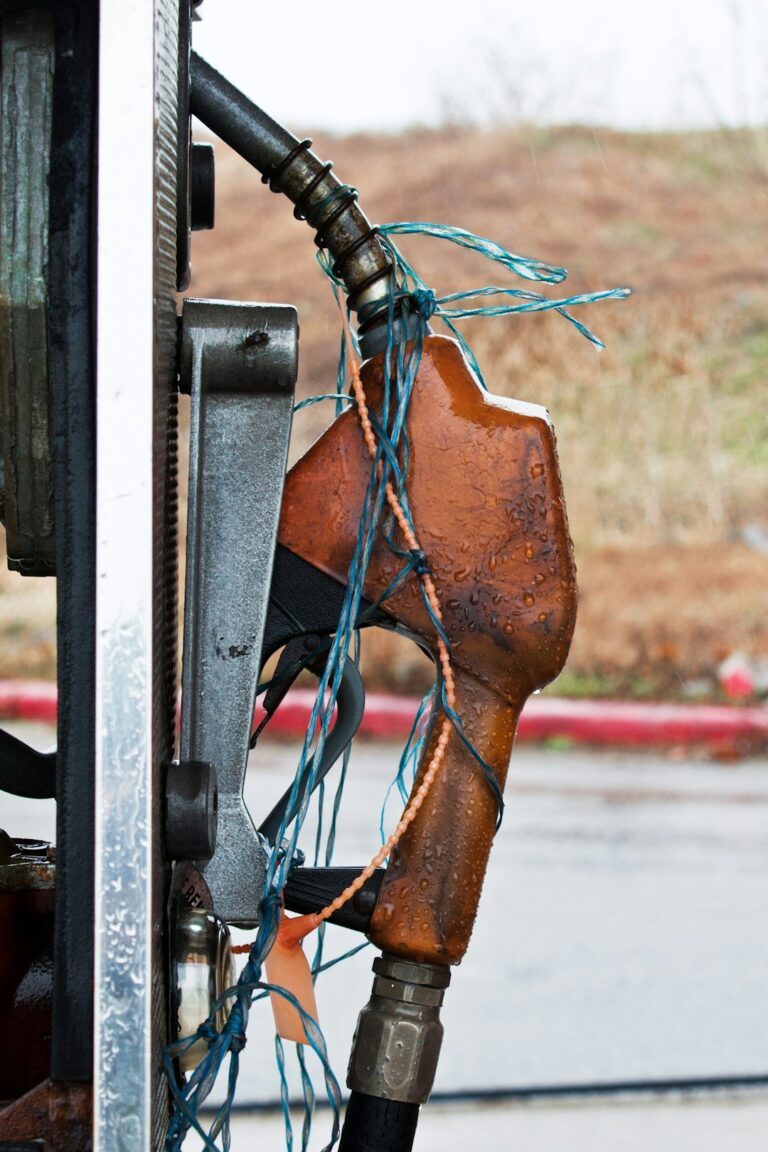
[279, 333, 577, 964]
[190, 53, 578, 1144]
[273, 332, 577, 1137]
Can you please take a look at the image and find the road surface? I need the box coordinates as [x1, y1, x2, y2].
[5, 725, 768, 1148]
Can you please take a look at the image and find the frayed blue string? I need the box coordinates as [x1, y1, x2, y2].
[276, 1036, 293, 1152]
[306, 184, 358, 229]
[375, 224, 629, 383]
[440, 686, 505, 828]
[382, 221, 568, 284]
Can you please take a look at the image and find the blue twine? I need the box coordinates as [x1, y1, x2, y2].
[383, 221, 569, 283]
[293, 393, 353, 412]
[164, 217, 626, 1152]
[164, 283, 418, 1150]
[375, 224, 629, 383]
[312, 940, 370, 977]
[275, 1036, 293, 1152]
[297, 1045, 314, 1152]
[379, 686, 435, 845]
[411, 286, 438, 320]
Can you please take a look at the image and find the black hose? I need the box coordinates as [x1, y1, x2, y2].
[339, 1093, 420, 1152]
[189, 53, 394, 317]
[0, 728, 56, 798]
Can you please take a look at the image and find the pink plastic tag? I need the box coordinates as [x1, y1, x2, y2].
[265, 912, 320, 1044]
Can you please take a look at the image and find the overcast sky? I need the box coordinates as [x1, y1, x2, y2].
[193, 0, 768, 133]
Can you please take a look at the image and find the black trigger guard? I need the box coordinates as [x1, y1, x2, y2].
[256, 545, 394, 845]
[259, 634, 331, 726]
[256, 634, 365, 847]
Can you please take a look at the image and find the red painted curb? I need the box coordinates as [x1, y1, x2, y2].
[258, 689, 768, 749]
[0, 680, 58, 725]
[4, 681, 766, 750]
[514, 696, 768, 749]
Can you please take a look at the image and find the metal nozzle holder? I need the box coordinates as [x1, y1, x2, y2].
[346, 953, 451, 1105]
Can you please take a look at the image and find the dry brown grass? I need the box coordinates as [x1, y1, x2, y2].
[193, 125, 768, 542]
[0, 124, 765, 695]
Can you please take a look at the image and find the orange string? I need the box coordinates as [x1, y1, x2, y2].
[255, 313, 457, 950]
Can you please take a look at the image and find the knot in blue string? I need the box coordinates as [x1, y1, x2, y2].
[409, 548, 431, 576]
[260, 891, 283, 918]
[197, 1021, 218, 1046]
[228, 1033, 247, 1054]
[410, 287, 437, 321]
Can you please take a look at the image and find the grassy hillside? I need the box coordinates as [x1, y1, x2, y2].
[194, 125, 768, 537]
[187, 124, 768, 697]
[1, 124, 766, 696]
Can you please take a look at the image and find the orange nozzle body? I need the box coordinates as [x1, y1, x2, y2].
[278, 336, 577, 965]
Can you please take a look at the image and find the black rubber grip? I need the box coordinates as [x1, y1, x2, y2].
[283, 866, 384, 932]
[339, 1092, 420, 1152]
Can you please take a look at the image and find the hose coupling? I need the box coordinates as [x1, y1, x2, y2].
[346, 953, 451, 1104]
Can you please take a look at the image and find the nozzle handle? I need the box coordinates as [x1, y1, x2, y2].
[368, 666, 521, 965]
[278, 334, 578, 963]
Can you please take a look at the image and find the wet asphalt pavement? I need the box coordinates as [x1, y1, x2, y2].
[4, 725, 768, 1147]
[213, 1092, 768, 1152]
[233, 740, 768, 1102]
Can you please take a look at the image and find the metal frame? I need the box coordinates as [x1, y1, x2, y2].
[49, 0, 99, 1084]
[93, 3, 179, 1150]
[178, 299, 296, 926]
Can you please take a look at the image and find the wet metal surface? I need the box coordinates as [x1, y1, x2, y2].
[178, 299, 296, 924]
